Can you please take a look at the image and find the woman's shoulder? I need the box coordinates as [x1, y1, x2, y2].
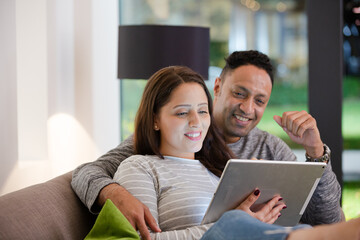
[121, 154, 161, 166]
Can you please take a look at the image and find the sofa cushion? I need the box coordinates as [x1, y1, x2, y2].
[85, 199, 140, 240]
[0, 171, 96, 240]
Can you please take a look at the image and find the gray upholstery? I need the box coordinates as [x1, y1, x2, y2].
[0, 171, 96, 240]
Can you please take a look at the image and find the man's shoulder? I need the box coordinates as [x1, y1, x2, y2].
[97, 135, 135, 162]
[120, 135, 135, 147]
[228, 127, 293, 160]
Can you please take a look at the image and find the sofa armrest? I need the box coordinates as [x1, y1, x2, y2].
[0, 171, 96, 240]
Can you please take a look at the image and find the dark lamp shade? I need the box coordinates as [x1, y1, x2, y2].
[118, 25, 210, 80]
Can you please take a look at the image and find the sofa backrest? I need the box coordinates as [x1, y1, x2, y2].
[0, 171, 96, 240]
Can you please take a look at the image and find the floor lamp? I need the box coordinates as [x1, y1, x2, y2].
[117, 25, 210, 140]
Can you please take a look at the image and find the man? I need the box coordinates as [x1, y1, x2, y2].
[71, 50, 342, 240]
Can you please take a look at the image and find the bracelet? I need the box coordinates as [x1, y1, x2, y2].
[305, 144, 330, 163]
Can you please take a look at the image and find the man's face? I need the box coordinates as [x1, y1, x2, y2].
[213, 65, 272, 143]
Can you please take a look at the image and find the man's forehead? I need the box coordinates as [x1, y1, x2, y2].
[231, 84, 270, 97]
[224, 65, 271, 83]
[221, 70, 272, 96]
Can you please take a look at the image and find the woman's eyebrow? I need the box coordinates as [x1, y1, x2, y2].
[173, 102, 208, 109]
[198, 102, 208, 107]
[173, 104, 191, 109]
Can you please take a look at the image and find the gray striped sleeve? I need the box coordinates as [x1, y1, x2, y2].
[300, 160, 342, 225]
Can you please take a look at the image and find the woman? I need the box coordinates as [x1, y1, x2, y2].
[113, 66, 360, 240]
[113, 66, 284, 239]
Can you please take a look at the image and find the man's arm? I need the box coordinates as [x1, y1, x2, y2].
[71, 136, 134, 213]
[274, 111, 342, 225]
[300, 160, 342, 225]
[71, 136, 160, 239]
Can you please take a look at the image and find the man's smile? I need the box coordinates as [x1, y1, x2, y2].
[234, 114, 251, 122]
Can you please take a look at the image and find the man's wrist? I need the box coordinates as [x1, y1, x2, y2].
[305, 144, 331, 163]
[97, 183, 122, 207]
[304, 141, 325, 159]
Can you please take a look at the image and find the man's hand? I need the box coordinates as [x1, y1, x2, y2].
[274, 111, 324, 158]
[97, 183, 161, 240]
[236, 189, 286, 224]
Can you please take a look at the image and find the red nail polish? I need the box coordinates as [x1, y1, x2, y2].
[278, 197, 283, 201]
[254, 189, 260, 196]
[283, 206, 287, 209]
[278, 213, 282, 218]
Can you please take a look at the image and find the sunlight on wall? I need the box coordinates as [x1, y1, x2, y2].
[47, 113, 100, 176]
[0, 113, 100, 196]
[0, 0, 119, 196]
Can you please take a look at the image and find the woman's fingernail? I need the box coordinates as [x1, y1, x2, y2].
[278, 213, 282, 218]
[254, 189, 260, 196]
[283, 205, 287, 209]
[279, 197, 283, 201]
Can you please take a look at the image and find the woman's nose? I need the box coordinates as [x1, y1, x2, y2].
[189, 112, 201, 128]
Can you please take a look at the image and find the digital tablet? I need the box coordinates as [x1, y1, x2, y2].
[202, 159, 326, 226]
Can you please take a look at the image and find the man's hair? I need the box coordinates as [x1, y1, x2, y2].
[220, 50, 274, 85]
[134, 66, 234, 177]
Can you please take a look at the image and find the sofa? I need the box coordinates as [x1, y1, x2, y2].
[0, 171, 97, 240]
[0, 171, 347, 239]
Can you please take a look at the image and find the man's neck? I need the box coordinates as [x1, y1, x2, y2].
[224, 135, 241, 144]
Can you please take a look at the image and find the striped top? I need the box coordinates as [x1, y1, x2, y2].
[113, 155, 218, 240]
[73, 127, 342, 226]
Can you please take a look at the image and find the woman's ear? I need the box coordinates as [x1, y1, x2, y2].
[153, 115, 160, 131]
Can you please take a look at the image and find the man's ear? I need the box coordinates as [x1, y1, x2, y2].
[213, 77, 222, 97]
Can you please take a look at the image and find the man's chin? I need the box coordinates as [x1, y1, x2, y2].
[237, 125, 254, 136]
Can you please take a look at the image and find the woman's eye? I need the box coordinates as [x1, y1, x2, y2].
[198, 110, 208, 114]
[176, 112, 187, 116]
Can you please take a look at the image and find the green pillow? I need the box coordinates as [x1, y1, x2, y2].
[85, 199, 140, 240]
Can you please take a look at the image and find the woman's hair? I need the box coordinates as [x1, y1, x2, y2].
[134, 66, 234, 177]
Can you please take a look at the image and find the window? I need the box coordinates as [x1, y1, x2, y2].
[119, 0, 308, 146]
[119, 0, 360, 220]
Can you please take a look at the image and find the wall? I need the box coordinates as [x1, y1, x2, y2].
[0, 0, 120, 195]
[0, 0, 18, 194]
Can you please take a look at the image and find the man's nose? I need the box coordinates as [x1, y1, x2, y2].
[239, 98, 254, 115]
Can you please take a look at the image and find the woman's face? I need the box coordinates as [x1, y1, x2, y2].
[155, 82, 211, 159]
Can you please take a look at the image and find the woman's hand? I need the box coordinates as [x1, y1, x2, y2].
[236, 188, 286, 224]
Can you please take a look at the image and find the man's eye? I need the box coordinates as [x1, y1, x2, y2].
[234, 92, 244, 97]
[256, 99, 265, 105]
